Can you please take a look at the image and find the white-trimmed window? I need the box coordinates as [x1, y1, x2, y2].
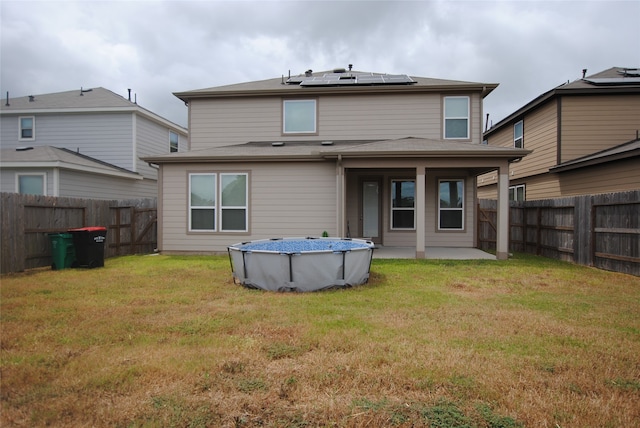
[17, 173, 46, 195]
[509, 184, 525, 201]
[189, 172, 249, 232]
[220, 173, 248, 232]
[283, 99, 316, 134]
[19, 116, 35, 140]
[438, 179, 464, 230]
[514, 120, 523, 148]
[444, 96, 469, 139]
[189, 173, 216, 231]
[391, 179, 415, 230]
[170, 131, 179, 153]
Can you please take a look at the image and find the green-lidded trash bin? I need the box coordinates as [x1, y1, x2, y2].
[69, 227, 107, 268]
[48, 233, 76, 270]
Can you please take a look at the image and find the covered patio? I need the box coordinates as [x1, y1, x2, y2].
[372, 246, 496, 260]
[323, 137, 530, 260]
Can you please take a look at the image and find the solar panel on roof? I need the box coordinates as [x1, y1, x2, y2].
[298, 73, 415, 87]
[585, 77, 640, 86]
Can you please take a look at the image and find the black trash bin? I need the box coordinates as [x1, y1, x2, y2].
[69, 227, 107, 268]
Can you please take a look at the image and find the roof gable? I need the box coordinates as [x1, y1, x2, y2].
[0, 146, 141, 179]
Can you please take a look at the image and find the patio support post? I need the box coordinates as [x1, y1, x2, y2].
[415, 167, 426, 258]
[336, 155, 345, 237]
[496, 163, 510, 260]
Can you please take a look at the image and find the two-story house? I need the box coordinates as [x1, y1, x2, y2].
[144, 68, 529, 260]
[0, 87, 188, 199]
[478, 67, 640, 201]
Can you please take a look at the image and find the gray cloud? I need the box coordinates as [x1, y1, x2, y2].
[2, 0, 638, 129]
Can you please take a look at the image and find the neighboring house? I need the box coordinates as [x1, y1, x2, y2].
[478, 67, 640, 201]
[0, 87, 187, 199]
[144, 68, 529, 260]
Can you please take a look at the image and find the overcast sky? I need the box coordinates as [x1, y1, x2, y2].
[1, 0, 638, 129]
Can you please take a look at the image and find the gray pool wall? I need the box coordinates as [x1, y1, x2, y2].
[228, 237, 375, 292]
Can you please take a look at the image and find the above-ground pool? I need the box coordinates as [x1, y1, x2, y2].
[228, 237, 375, 292]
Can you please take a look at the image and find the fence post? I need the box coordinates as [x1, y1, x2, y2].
[574, 195, 593, 267]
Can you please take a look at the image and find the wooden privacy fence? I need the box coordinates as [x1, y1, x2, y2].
[478, 190, 640, 276]
[1, 193, 157, 274]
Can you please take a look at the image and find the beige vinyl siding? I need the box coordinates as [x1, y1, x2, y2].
[477, 184, 497, 199]
[526, 159, 639, 199]
[189, 98, 280, 149]
[560, 94, 640, 163]
[484, 157, 639, 201]
[159, 162, 337, 253]
[511, 101, 558, 178]
[555, 158, 639, 196]
[189, 92, 484, 151]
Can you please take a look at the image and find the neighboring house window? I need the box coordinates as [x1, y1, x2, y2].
[514, 120, 524, 148]
[189, 172, 249, 232]
[439, 179, 464, 230]
[444, 96, 469, 139]
[509, 184, 526, 201]
[283, 99, 316, 134]
[16, 173, 46, 195]
[170, 131, 179, 152]
[220, 173, 248, 232]
[189, 173, 216, 231]
[19, 116, 35, 140]
[391, 179, 415, 230]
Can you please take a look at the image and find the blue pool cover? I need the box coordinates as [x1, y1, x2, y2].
[236, 238, 371, 253]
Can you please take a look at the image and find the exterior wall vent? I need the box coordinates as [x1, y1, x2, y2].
[321, 141, 334, 146]
[272, 142, 285, 147]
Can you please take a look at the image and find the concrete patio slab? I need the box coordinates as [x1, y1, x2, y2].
[373, 246, 496, 260]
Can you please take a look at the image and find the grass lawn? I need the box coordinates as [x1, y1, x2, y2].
[1, 253, 639, 427]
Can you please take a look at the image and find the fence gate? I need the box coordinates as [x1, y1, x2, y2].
[109, 206, 157, 255]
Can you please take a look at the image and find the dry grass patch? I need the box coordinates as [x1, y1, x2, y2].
[2, 253, 639, 427]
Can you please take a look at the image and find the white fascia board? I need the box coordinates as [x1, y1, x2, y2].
[0, 161, 143, 180]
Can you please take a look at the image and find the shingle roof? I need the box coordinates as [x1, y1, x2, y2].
[0, 146, 141, 179]
[174, 70, 498, 101]
[1, 87, 136, 110]
[143, 137, 529, 163]
[550, 138, 640, 172]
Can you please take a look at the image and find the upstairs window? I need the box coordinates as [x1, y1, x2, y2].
[438, 179, 464, 230]
[19, 116, 35, 140]
[170, 131, 179, 152]
[444, 97, 469, 139]
[283, 99, 316, 134]
[391, 179, 415, 230]
[17, 173, 46, 195]
[514, 120, 524, 148]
